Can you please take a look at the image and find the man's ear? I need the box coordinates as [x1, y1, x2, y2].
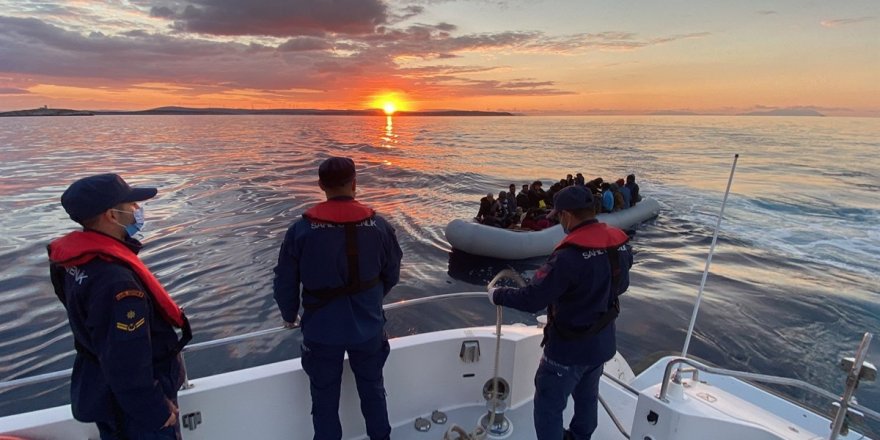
[351, 178, 357, 193]
[96, 208, 120, 228]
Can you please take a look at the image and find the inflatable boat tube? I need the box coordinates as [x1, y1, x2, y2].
[445, 198, 660, 260]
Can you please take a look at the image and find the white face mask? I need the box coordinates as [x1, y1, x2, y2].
[112, 206, 145, 237]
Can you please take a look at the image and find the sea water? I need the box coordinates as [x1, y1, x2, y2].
[0, 115, 877, 433]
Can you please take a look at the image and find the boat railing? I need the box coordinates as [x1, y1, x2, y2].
[0, 292, 493, 392]
[657, 338, 879, 439]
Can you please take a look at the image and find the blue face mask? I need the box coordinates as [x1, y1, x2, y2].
[113, 206, 145, 237]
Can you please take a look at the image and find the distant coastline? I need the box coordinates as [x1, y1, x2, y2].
[0, 106, 833, 118]
[0, 108, 95, 117]
[738, 108, 825, 117]
[0, 106, 515, 117]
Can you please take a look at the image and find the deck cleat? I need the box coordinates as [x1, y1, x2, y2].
[414, 416, 431, 432]
[431, 410, 448, 424]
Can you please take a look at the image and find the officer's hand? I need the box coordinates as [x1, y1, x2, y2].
[487, 287, 499, 306]
[162, 401, 178, 428]
[283, 315, 301, 329]
[162, 411, 177, 428]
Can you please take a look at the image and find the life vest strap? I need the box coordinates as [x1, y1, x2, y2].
[302, 223, 381, 310]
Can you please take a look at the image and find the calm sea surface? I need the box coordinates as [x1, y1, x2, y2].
[0, 115, 878, 432]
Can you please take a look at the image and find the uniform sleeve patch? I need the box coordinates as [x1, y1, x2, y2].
[113, 293, 148, 340]
[116, 317, 146, 332]
[534, 264, 551, 282]
[115, 290, 145, 301]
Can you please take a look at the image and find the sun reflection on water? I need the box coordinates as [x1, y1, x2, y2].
[381, 115, 397, 148]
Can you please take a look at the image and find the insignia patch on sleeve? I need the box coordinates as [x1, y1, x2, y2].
[115, 290, 145, 301]
[113, 293, 148, 339]
[116, 317, 145, 332]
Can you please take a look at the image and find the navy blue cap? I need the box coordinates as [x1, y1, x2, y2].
[61, 173, 157, 223]
[318, 157, 356, 187]
[547, 185, 594, 218]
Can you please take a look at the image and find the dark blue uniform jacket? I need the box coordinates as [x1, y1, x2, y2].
[493, 219, 633, 366]
[49, 233, 184, 431]
[273, 197, 403, 345]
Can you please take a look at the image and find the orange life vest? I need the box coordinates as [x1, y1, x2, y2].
[304, 199, 374, 223]
[48, 231, 185, 328]
[555, 221, 629, 251]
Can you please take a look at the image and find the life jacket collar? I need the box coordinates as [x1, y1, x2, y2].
[48, 231, 185, 328]
[304, 199, 375, 224]
[555, 221, 629, 251]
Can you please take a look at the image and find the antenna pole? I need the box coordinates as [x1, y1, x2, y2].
[681, 154, 739, 358]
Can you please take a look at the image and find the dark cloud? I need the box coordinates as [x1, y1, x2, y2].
[0, 13, 705, 103]
[434, 22, 456, 32]
[426, 77, 574, 97]
[756, 10, 777, 15]
[364, 28, 540, 59]
[150, 6, 176, 18]
[389, 5, 425, 24]
[0, 15, 395, 95]
[149, 0, 388, 37]
[0, 87, 30, 95]
[535, 31, 710, 53]
[122, 30, 152, 38]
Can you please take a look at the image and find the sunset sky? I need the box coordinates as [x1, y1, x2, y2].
[0, 0, 877, 116]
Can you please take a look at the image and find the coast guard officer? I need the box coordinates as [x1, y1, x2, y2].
[48, 174, 191, 439]
[273, 157, 402, 440]
[488, 185, 633, 440]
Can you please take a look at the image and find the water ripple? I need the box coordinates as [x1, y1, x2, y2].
[0, 115, 878, 433]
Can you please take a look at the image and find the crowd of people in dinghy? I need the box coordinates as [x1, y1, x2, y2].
[475, 173, 641, 230]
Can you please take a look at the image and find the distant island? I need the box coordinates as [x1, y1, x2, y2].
[738, 108, 824, 117]
[0, 107, 94, 117]
[648, 107, 825, 117]
[0, 106, 515, 117]
[648, 110, 700, 116]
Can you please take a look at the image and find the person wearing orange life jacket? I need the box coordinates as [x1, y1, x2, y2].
[488, 185, 633, 440]
[48, 174, 191, 440]
[273, 157, 402, 440]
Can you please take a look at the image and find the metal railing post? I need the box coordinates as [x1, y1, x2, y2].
[828, 332, 873, 440]
[180, 350, 192, 390]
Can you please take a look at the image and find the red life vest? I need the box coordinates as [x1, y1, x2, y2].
[304, 199, 375, 224]
[48, 231, 185, 328]
[555, 221, 629, 251]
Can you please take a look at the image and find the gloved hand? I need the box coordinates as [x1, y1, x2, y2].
[487, 287, 499, 306]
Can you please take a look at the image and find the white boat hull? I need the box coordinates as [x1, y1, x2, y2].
[445, 198, 660, 259]
[0, 322, 873, 440]
[0, 324, 632, 440]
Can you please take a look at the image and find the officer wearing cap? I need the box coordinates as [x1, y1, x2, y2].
[273, 157, 402, 440]
[48, 173, 191, 439]
[488, 185, 633, 440]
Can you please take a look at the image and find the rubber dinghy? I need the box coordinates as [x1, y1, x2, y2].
[445, 197, 660, 259]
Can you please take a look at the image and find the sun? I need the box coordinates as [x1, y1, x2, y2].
[370, 92, 409, 115]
